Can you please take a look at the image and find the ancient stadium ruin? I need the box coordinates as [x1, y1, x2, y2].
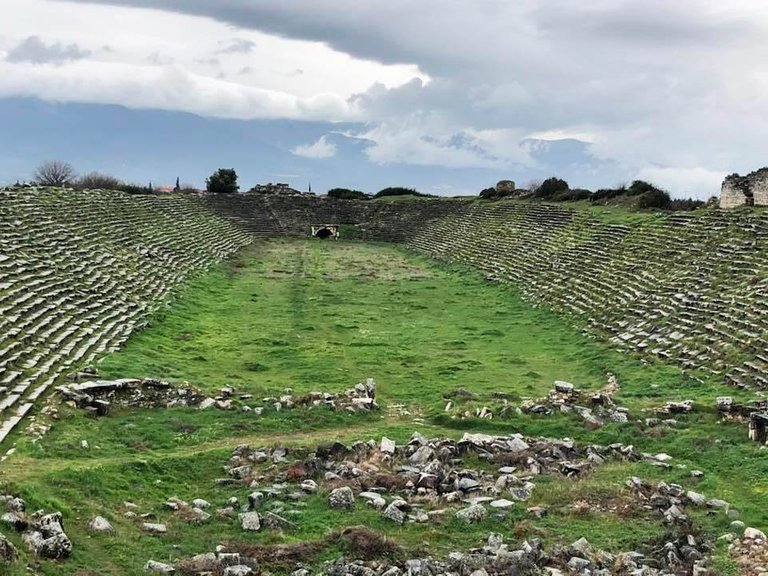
[2, 185, 768, 575]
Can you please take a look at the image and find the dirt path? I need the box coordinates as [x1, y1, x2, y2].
[0, 420, 446, 482]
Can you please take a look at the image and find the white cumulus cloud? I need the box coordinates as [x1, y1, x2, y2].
[291, 136, 337, 159]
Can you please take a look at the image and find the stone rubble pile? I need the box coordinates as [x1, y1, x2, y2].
[445, 381, 630, 428]
[221, 431, 662, 533]
[257, 378, 379, 414]
[54, 377, 380, 417]
[520, 381, 629, 428]
[729, 528, 768, 576]
[164, 530, 720, 576]
[625, 477, 735, 526]
[0, 494, 71, 560]
[0, 530, 17, 563]
[657, 400, 694, 415]
[56, 378, 210, 414]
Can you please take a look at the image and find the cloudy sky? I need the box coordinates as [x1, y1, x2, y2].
[1, 0, 767, 197]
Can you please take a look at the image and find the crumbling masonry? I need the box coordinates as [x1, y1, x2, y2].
[720, 168, 768, 208]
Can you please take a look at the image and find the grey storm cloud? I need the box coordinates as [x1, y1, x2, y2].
[58, 1, 767, 69]
[53, 1, 768, 196]
[6, 36, 91, 64]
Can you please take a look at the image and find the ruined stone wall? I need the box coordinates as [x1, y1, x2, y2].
[720, 183, 747, 209]
[721, 168, 768, 208]
[751, 172, 768, 205]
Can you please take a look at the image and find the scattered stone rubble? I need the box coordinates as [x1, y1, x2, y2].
[658, 400, 695, 415]
[219, 430, 675, 536]
[262, 378, 379, 414]
[0, 495, 71, 560]
[0, 530, 17, 562]
[56, 378, 208, 414]
[168, 530, 721, 576]
[39, 430, 736, 576]
[729, 528, 768, 576]
[55, 377, 380, 416]
[520, 381, 629, 428]
[447, 380, 630, 428]
[625, 477, 736, 526]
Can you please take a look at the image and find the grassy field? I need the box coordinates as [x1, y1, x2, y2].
[1, 239, 763, 575]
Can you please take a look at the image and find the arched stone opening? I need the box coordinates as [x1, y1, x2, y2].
[311, 225, 339, 240]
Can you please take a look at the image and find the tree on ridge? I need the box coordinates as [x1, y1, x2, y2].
[206, 168, 239, 194]
[33, 160, 76, 187]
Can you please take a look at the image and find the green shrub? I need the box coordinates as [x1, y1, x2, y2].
[116, 183, 155, 195]
[534, 177, 569, 199]
[551, 188, 592, 202]
[667, 198, 706, 211]
[479, 187, 518, 200]
[374, 187, 430, 198]
[75, 172, 123, 191]
[327, 188, 370, 200]
[591, 185, 627, 203]
[626, 180, 661, 196]
[206, 168, 239, 194]
[636, 189, 671, 209]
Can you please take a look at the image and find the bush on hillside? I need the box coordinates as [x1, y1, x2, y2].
[533, 177, 569, 199]
[479, 186, 519, 200]
[635, 188, 672, 209]
[206, 168, 239, 194]
[626, 179, 662, 196]
[373, 187, 431, 198]
[550, 188, 592, 202]
[327, 188, 370, 200]
[75, 172, 123, 190]
[116, 183, 155, 195]
[591, 184, 628, 203]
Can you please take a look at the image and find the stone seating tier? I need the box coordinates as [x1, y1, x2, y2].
[0, 188, 252, 443]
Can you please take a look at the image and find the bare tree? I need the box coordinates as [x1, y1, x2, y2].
[525, 178, 543, 194]
[33, 160, 76, 187]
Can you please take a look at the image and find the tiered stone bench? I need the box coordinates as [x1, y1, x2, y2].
[7, 189, 768, 444]
[0, 188, 252, 444]
[403, 202, 768, 389]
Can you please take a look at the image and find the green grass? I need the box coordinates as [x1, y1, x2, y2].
[1, 239, 761, 574]
[95, 240, 740, 411]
